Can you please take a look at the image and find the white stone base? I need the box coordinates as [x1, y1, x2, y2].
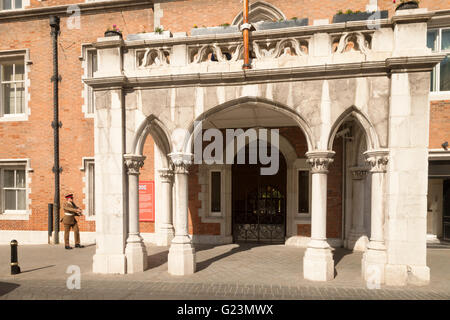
[361, 248, 387, 285]
[125, 242, 148, 273]
[384, 264, 430, 286]
[408, 265, 430, 286]
[93, 253, 126, 274]
[168, 242, 196, 276]
[385, 264, 408, 286]
[303, 247, 334, 281]
[285, 236, 343, 248]
[426, 234, 440, 244]
[347, 234, 369, 252]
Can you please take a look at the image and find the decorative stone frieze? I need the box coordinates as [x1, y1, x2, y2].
[253, 38, 309, 59]
[306, 151, 335, 174]
[136, 48, 171, 68]
[124, 154, 146, 175]
[332, 32, 371, 54]
[364, 150, 389, 173]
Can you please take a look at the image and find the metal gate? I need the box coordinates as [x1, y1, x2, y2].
[232, 149, 287, 243]
[233, 185, 286, 243]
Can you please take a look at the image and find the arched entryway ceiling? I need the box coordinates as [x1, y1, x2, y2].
[186, 96, 315, 153]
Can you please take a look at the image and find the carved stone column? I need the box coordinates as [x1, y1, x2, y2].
[124, 154, 148, 273]
[303, 151, 335, 281]
[157, 168, 175, 246]
[167, 152, 196, 275]
[362, 150, 388, 284]
[347, 167, 369, 251]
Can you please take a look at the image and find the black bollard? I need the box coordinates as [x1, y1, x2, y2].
[10, 240, 21, 275]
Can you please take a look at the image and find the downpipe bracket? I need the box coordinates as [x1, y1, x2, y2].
[51, 121, 62, 129]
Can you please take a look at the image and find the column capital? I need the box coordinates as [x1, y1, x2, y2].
[306, 151, 335, 174]
[364, 150, 389, 173]
[350, 166, 369, 180]
[124, 154, 146, 175]
[158, 168, 174, 183]
[169, 152, 193, 174]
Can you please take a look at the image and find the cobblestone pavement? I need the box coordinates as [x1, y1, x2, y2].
[0, 242, 449, 300]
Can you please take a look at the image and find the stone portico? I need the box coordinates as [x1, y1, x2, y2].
[85, 9, 444, 286]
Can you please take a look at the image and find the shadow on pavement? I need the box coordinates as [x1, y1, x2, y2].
[20, 265, 56, 274]
[147, 250, 169, 269]
[0, 282, 20, 297]
[195, 243, 265, 272]
[333, 247, 353, 277]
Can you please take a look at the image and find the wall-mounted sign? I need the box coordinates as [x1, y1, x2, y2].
[139, 181, 155, 222]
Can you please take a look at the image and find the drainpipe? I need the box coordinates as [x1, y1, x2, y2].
[241, 0, 251, 70]
[50, 15, 61, 244]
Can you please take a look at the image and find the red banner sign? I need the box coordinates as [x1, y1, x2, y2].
[139, 181, 155, 222]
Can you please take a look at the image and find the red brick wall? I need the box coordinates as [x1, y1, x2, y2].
[430, 100, 450, 149]
[0, 8, 154, 232]
[160, 0, 450, 35]
[188, 165, 221, 235]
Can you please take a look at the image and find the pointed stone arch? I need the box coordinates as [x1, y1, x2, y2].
[327, 106, 380, 152]
[232, 1, 286, 26]
[132, 115, 172, 168]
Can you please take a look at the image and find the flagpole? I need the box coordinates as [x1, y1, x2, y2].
[241, 0, 251, 69]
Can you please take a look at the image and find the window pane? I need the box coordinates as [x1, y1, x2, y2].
[442, 29, 450, 51]
[5, 190, 16, 210]
[298, 171, 309, 213]
[427, 30, 437, 52]
[2, 64, 13, 81]
[16, 170, 25, 188]
[211, 171, 221, 212]
[15, 82, 24, 113]
[4, 170, 14, 187]
[17, 190, 26, 210]
[14, 0, 21, 9]
[2, 0, 12, 10]
[14, 63, 24, 81]
[440, 56, 450, 91]
[2, 83, 13, 114]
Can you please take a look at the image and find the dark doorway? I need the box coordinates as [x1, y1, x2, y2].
[443, 179, 450, 241]
[232, 144, 287, 243]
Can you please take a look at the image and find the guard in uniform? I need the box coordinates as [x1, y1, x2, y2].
[61, 193, 84, 250]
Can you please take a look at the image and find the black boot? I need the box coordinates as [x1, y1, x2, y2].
[65, 246, 73, 250]
[75, 244, 84, 248]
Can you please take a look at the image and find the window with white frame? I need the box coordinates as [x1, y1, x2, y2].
[297, 169, 310, 214]
[1, 59, 25, 116]
[1, 166, 26, 213]
[87, 50, 97, 114]
[427, 28, 450, 92]
[1, 0, 23, 10]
